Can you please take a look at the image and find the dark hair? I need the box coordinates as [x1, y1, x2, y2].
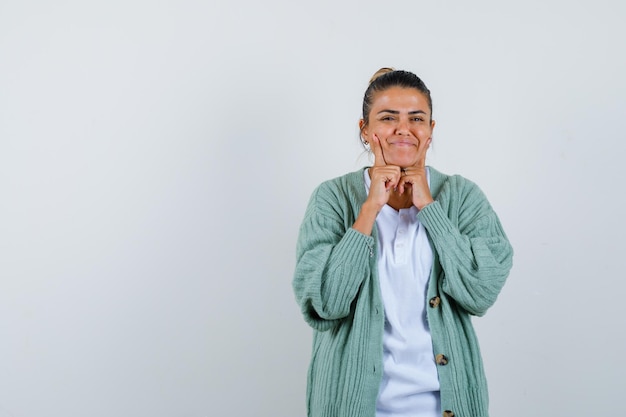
[361, 68, 433, 133]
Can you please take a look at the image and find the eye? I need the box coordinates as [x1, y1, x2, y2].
[381, 116, 395, 121]
[411, 117, 424, 122]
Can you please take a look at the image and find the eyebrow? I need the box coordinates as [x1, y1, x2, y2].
[377, 109, 427, 115]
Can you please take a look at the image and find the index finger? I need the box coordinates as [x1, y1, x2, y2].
[371, 134, 387, 166]
[413, 137, 432, 167]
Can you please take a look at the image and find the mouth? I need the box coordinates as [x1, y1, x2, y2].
[389, 140, 415, 147]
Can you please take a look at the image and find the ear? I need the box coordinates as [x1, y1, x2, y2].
[430, 119, 436, 131]
[359, 119, 368, 138]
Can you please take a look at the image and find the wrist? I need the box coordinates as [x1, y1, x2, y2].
[361, 200, 382, 216]
[353, 201, 381, 236]
[416, 198, 435, 210]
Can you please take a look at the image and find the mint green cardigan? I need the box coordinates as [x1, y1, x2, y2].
[293, 167, 513, 417]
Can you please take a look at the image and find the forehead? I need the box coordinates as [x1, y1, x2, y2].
[371, 87, 430, 111]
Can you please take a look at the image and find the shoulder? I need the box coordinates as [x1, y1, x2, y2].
[300, 169, 368, 224]
[429, 166, 483, 200]
[429, 167, 494, 225]
[309, 168, 367, 206]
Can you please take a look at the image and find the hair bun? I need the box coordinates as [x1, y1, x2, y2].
[369, 67, 395, 84]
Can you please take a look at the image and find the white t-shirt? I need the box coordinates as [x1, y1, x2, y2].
[363, 168, 441, 417]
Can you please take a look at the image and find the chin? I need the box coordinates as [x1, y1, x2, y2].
[385, 150, 419, 167]
[387, 158, 418, 168]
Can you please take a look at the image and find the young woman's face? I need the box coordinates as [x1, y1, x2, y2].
[360, 87, 435, 168]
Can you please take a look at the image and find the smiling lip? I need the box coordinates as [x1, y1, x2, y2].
[390, 141, 415, 146]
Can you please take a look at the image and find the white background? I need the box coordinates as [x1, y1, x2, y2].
[1, 0, 625, 416]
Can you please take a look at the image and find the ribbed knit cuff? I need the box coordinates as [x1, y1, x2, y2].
[417, 201, 455, 237]
[338, 227, 375, 262]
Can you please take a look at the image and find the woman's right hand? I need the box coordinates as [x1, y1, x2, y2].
[352, 134, 400, 236]
[366, 134, 402, 211]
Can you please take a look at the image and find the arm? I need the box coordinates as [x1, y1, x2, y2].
[418, 179, 513, 316]
[293, 186, 375, 331]
[294, 137, 406, 331]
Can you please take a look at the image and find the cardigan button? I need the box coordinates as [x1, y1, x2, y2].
[429, 296, 441, 308]
[443, 411, 455, 417]
[436, 354, 449, 366]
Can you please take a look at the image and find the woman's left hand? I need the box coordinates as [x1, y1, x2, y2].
[397, 137, 434, 209]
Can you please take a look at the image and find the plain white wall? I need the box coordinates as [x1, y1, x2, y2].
[1, 0, 625, 416]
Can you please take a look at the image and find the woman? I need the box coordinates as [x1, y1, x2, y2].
[293, 68, 513, 417]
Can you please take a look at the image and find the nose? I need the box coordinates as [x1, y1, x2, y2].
[395, 118, 410, 135]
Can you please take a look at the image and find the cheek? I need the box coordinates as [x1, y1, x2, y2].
[416, 127, 432, 138]
[373, 124, 394, 135]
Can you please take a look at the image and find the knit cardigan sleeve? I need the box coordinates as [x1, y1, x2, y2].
[417, 175, 513, 316]
[293, 182, 374, 331]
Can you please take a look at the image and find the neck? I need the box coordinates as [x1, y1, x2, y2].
[387, 188, 413, 211]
